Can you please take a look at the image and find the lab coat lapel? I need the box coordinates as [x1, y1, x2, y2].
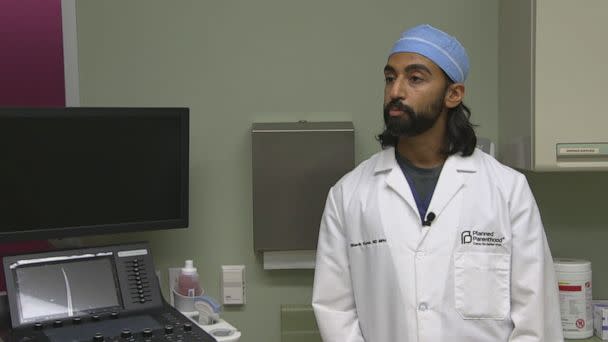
[375, 148, 421, 254]
[376, 148, 418, 215]
[428, 154, 469, 217]
[376, 148, 477, 221]
[415, 153, 476, 249]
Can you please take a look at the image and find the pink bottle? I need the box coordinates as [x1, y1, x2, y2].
[177, 260, 203, 297]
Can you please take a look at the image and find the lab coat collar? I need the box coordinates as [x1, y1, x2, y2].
[374, 147, 399, 174]
[377, 147, 417, 214]
[373, 147, 477, 174]
[375, 147, 477, 222]
[427, 151, 477, 225]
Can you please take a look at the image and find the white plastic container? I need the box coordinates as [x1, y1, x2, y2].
[554, 258, 592, 339]
[170, 260, 205, 313]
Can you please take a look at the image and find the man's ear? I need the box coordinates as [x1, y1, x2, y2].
[445, 83, 465, 109]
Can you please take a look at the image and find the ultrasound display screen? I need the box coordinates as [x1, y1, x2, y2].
[0, 107, 189, 243]
[14, 257, 122, 324]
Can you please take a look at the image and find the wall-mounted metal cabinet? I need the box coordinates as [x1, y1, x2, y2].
[251, 122, 354, 252]
[499, 0, 608, 171]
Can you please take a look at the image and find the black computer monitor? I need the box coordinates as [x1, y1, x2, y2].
[0, 107, 189, 242]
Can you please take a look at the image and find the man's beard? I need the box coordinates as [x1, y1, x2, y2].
[382, 93, 445, 138]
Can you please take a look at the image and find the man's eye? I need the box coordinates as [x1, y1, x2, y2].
[409, 76, 423, 83]
[384, 76, 395, 84]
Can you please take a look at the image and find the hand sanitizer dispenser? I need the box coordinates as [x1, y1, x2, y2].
[177, 260, 203, 297]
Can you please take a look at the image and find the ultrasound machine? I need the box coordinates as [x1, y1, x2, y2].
[2, 243, 216, 342]
[0, 108, 217, 341]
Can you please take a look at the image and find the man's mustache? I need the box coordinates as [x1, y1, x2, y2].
[384, 100, 416, 117]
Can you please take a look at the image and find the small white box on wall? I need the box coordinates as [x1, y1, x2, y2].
[221, 265, 245, 305]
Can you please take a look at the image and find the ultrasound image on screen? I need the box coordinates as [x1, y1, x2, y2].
[15, 257, 121, 323]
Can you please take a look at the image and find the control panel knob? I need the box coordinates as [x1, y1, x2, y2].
[120, 329, 132, 338]
[110, 312, 119, 319]
[73, 317, 83, 325]
[142, 328, 153, 338]
[33, 322, 43, 330]
[164, 325, 174, 334]
[92, 315, 101, 321]
[92, 333, 104, 342]
[53, 320, 63, 328]
[183, 322, 192, 332]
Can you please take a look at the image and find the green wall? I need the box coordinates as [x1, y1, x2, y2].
[525, 171, 608, 298]
[76, 1, 499, 341]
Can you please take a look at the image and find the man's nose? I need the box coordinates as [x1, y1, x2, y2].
[388, 78, 406, 100]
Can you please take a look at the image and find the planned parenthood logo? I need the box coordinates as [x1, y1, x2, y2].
[461, 230, 505, 247]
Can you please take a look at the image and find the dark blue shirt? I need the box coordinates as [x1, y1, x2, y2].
[395, 149, 443, 223]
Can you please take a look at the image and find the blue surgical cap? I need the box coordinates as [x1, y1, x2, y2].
[390, 24, 469, 83]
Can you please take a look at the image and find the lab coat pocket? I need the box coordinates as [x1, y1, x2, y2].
[454, 252, 510, 320]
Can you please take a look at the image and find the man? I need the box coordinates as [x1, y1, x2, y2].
[312, 24, 563, 341]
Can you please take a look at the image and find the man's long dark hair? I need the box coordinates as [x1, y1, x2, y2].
[376, 81, 477, 157]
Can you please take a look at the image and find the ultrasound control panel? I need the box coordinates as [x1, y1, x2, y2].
[2, 243, 216, 342]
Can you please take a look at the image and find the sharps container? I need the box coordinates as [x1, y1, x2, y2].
[554, 258, 592, 339]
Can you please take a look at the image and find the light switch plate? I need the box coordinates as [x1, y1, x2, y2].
[221, 265, 245, 305]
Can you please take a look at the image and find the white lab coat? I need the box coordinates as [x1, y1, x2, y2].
[312, 147, 563, 342]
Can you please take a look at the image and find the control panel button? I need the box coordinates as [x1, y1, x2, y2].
[165, 325, 174, 334]
[142, 328, 153, 338]
[33, 322, 43, 330]
[120, 329, 132, 338]
[92, 333, 104, 342]
[53, 320, 63, 328]
[183, 322, 192, 332]
[110, 312, 119, 319]
[72, 317, 82, 325]
[92, 315, 101, 321]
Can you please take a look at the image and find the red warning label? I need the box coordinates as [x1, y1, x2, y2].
[559, 285, 582, 292]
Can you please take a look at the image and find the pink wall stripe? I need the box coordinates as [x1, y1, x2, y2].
[0, 0, 66, 106]
[0, 0, 65, 291]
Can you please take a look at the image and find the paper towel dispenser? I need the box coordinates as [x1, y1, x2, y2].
[251, 121, 354, 252]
